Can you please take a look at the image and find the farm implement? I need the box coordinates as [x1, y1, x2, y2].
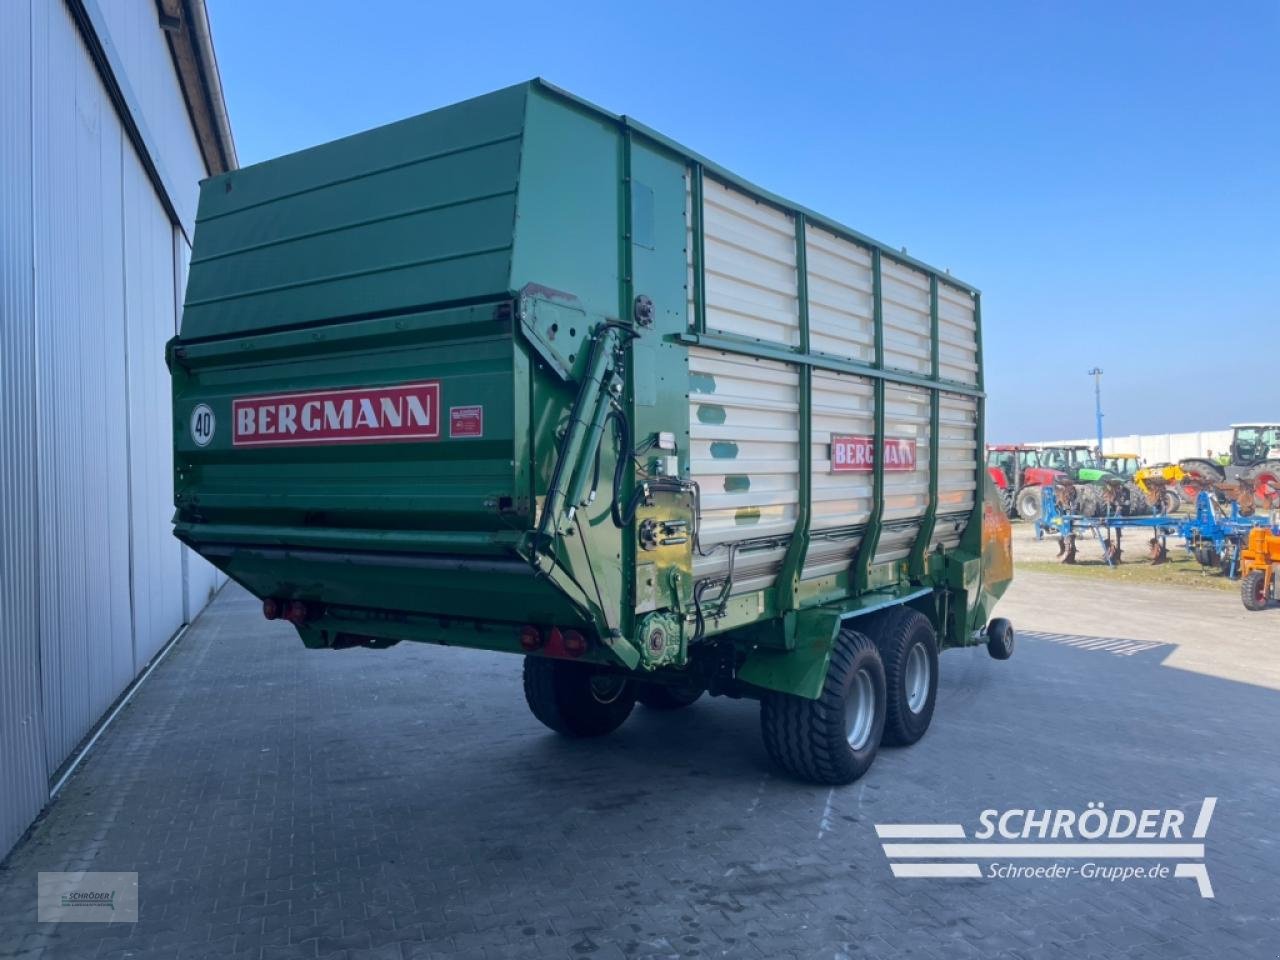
[1239, 527, 1280, 611]
[1035, 487, 1278, 570]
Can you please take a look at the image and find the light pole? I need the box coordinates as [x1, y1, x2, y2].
[1087, 367, 1104, 456]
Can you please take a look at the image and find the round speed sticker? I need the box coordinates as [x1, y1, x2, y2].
[190, 403, 216, 447]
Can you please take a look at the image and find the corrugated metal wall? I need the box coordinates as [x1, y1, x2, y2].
[96, 0, 206, 232]
[0, 0, 225, 860]
[0, 0, 49, 868]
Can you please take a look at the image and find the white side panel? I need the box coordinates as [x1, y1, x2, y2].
[803, 370, 874, 581]
[880, 258, 931, 375]
[875, 385, 931, 563]
[702, 179, 800, 346]
[805, 226, 874, 363]
[937, 281, 979, 385]
[685, 168, 695, 328]
[690, 348, 799, 594]
[932, 394, 979, 551]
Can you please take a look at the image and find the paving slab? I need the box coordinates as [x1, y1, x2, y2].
[1, 580, 1277, 959]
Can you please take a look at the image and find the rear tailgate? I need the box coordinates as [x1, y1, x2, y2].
[170, 302, 529, 557]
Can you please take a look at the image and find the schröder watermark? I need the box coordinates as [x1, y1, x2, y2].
[875, 798, 1217, 898]
[38, 872, 138, 923]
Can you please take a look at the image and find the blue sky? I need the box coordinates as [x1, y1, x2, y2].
[208, 1, 1277, 440]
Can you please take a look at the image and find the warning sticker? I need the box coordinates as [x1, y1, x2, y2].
[449, 405, 484, 438]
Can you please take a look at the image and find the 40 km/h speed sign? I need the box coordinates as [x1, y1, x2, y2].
[190, 403, 215, 447]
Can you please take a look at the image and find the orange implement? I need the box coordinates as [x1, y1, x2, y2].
[1238, 527, 1280, 611]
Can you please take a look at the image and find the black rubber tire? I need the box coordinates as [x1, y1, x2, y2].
[1000, 487, 1016, 518]
[987, 617, 1015, 660]
[760, 629, 886, 785]
[1194, 544, 1220, 569]
[1075, 486, 1101, 518]
[1159, 489, 1181, 515]
[868, 607, 939, 747]
[1015, 487, 1042, 521]
[635, 680, 704, 710]
[522, 657, 636, 737]
[1124, 481, 1150, 516]
[1220, 547, 1238, 579]
[1241, 570, 1269, 611]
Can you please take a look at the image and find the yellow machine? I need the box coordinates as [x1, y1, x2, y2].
[1239, 527, 1280, 611]
[1129, 459, 1187, 513]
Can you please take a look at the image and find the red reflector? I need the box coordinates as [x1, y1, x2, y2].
[519, 625, 543, 651]
[262, 598, 280, 621]
[284, 600, 308, 623]
[562, 630, 588, 657]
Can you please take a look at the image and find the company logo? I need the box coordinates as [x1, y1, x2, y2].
[876, 798, 1217, 898]
[38, 872, 138, 923]
[831, 435, 917, 473]
[60, 890, 116, 910]
[232, 381, 441, 447]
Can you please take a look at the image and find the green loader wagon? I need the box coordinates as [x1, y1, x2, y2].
[169, 80, 1015, 784]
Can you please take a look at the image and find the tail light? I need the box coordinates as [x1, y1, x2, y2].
[262, 598, 280, 620]
[562, 629, 588, 658]
[519, 625, 543, 651]
[283, 600, 309, 623]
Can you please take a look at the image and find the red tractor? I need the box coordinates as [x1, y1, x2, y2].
[986, 445, 1069, 520]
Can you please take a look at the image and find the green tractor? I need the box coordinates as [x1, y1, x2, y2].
[1035, 445, 1151, 516]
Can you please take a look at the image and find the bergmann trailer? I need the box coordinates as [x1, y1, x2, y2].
[169, 80, 1014, 784]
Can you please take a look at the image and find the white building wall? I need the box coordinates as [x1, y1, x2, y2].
[96, 0, 207, 235]
[1037, 430, 1235, 465]
[0, 0, 225, 859]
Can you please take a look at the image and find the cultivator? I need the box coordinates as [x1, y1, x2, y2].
[1035, 486, 1279, 572]
[1051, 476, 1154, 520]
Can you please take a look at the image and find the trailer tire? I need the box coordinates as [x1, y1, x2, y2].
[635, 680, 704, 710]
[987, 618, 1015, 660]
[869, 608, 938, 747]
[522, 658, 636, 737]
[1015, 487, 1042, 521]
[759, 629, 886, 785]
[1241, 571, 1269, 611]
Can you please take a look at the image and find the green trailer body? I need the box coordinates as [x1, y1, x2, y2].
[169, 80, 1013, 783]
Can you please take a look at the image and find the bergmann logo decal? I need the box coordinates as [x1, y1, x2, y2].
[830, 435, 917, 473]
[875, 797, 1217, 898]
[232, 381, 441, 447]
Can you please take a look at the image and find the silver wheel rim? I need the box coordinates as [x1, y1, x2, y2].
[844, 668, 876, 750]
[904, 642, 930, 714]
[589, 675, 627, 705]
